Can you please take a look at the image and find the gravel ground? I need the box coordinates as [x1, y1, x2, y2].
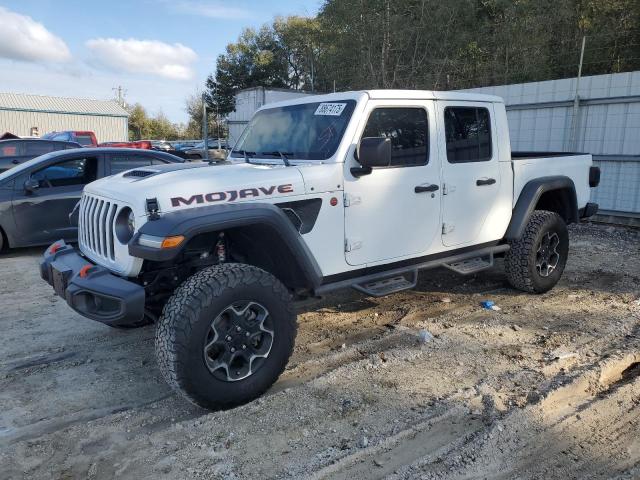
[0, 222, 639, 479]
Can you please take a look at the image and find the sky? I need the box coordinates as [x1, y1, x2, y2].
[0, 0, 320, 122]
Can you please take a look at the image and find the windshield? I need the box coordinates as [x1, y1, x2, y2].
[230, 100, 356, 160]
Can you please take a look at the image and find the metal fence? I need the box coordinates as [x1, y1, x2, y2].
[460, 71, 640, 224]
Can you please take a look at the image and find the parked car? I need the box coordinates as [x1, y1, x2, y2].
[42, 131, 98, 147]
[172, 140, 199, 151]
[184, 139, 228, 160]
[0, 148, 183, 251]
[0, 139, 81, 173]
[150, 140, 172, 152]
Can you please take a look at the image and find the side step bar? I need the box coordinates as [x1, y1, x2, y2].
[315, 244, 510, 297]
[353, 270, 418, 297]
[443, 253, 494, 275]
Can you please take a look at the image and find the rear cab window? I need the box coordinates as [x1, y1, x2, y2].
[361, 107, 429, 167]
[75, 135, 94, 146]
[444, 107, 492, 163]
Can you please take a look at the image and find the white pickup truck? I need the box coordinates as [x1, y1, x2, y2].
[40, 90, 600, 409]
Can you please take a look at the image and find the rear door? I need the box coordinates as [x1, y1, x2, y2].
[12, 155, 99, 245]
[436, 102, 501, 246]
[344, 100, 441, 266]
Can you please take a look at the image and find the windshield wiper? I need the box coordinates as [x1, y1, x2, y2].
[232, 150, 256, 164]
[260, 151, 292, 167]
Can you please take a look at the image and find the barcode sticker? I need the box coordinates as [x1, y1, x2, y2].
[314, 103, 347, 116]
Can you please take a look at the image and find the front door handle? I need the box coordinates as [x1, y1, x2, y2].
[415, 184, 439, 193]
[476, 178, 496, 186]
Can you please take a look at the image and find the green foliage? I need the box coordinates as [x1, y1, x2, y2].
[205, 0, 640, 105]
[127, 103, 185, 141]
[206, 16, 320, 115]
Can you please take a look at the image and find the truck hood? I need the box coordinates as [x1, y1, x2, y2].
[85, 161, 306, 218]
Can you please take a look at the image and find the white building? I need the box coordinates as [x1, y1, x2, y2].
[0, 92, 129, 142]
[226, 87, 316, 147]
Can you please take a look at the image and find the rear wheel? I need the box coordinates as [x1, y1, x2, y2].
[155, 263, 296, 410]
[505, 210, 569, 293]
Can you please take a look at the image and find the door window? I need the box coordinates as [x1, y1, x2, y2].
[361, 107, 429, 166]
[31, 157, 97, 188]
[109, 155, 155, 174]
[444, 107, 492, 163]
[25, 141, 57, 156]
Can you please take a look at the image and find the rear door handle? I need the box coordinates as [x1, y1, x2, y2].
[415, 184, 439, 193]
[476, 178, 496, 186]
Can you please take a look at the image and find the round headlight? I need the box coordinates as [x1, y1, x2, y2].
[115, 207, 135, 244]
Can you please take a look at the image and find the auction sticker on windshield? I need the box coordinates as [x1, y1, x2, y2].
[315, 103, 347, 116]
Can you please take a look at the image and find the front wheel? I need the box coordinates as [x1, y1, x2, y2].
[155, 263, 296, 410]
[505, 210, 569, 293]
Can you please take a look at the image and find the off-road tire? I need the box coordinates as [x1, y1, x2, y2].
[155, 263, 296, 410]
[505, 210, 569, 293]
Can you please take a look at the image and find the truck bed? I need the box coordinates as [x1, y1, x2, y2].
[511, 152, 592, 211]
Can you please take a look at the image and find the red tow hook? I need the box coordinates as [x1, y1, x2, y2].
[79, 265, 93, 278]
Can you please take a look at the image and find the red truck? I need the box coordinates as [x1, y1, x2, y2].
[97, 140, 152, 149]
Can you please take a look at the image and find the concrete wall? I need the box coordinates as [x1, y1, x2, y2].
[0, 109, 128, 143]
[459, 71, 640, 221]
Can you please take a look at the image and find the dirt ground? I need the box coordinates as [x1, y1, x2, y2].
[1, 222, 639, 480]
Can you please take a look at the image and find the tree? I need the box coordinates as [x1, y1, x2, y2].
[127, 103, 184, 140]
[205, 17, 320, 116]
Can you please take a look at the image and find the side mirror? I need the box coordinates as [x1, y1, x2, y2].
[24, 178, 40, 193]
[358, 137, 391, 168]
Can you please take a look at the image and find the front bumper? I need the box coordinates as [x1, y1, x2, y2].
[40, 241, 145, 327]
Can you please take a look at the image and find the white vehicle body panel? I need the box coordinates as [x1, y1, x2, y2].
[77, 90, 594, 280]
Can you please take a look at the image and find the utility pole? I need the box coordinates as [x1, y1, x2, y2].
[202, 92, 209, 161]
[569, 36, 586, 151]
[112, 85, 127, 108]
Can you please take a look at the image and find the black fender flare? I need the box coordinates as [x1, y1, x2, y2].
[505, 176, 578, 241]
[128, 202, 323, 289]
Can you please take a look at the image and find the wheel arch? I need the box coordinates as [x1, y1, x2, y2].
[129, 202, 323, 291]
[505, 176, 578, 241]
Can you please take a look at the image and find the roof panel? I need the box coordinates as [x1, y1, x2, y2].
[0, 92, 129, 117]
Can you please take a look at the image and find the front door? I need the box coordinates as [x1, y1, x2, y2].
[436, 102, 501, 246]
[344, 100, 441, 266]
[12, 156, 98, 245]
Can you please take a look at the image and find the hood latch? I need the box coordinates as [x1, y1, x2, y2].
[146, 197, 160, 220]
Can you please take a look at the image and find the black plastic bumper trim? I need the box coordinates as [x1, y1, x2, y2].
[40, 241, 145, 327]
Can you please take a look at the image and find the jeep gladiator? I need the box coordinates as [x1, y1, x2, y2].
[40, 90, 600, 409]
